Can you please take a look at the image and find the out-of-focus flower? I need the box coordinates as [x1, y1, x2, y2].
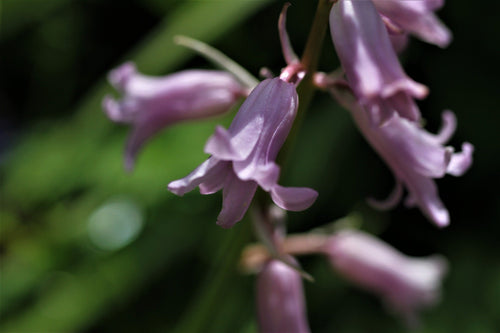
[168, 78, 317, 228]
[323, 229, 448, 325]
[103, 62, 247, 170]
[372, 0, 452, 48]
[329, 0, 428, 124]
[256, 258, 311, 333]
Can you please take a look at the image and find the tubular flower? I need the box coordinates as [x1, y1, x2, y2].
[329, 0, 428, 124]
[256, 258, 311, 333]
[168, 78, 318, 228]
[350, 100, 473, 227]
[371, 0, 452, 48]
[323, 229, 448, 324]
[102, 62, 247, 170]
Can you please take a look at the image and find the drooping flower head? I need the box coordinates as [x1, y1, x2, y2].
[256, 258, 311, 333]
[103, 62, 247, 170]
[329, 0, 428, 124]
[353, 106, 473, 227]
[323, 229, 448, 325]
[168, 78, 318, 228]
[321, 80, 473, 227]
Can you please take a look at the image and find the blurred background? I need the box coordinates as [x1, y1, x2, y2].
[1, 0, 499, 332]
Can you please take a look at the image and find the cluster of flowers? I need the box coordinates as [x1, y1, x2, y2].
[103, 0, 473, 331]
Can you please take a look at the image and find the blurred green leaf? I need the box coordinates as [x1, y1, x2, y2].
[3, 0, 272, 209]
[1, 0, 72, 39]
[1, 0, 273, 330]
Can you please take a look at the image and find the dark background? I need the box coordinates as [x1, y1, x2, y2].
[1, 0, 499, 332]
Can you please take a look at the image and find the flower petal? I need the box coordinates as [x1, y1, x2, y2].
[216, 174, 258, 228]
[168, 158, 226, 196]
[199, 162, 232, 194]
[404, 175, 450, 227]
[447, 142, 474, 176]
[270, 185, 318, 212]
[372, 0, 452, 48]
[204, 125, 245, 161]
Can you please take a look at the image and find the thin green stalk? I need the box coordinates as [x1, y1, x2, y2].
[174, 35, 259, 89]
[278, 0, 334, 166]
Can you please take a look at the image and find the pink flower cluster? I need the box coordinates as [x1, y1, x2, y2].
[327, 0, 473, 227]
[102, 1, 473, 331]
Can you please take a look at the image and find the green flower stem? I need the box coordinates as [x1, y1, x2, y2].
[251, 0, 334, 273]
[174, 35, 259, 89]
[278, 0, 334, 167]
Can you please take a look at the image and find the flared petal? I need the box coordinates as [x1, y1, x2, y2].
[270, 185, 318, 212]
[102, 95, 138, 123]
[447, 142, 474, 177]
[198, 162, 232, 194]
[403, 172, 450, 227]
[216, 174, 258, 228]
[233, 161, 280, 191]
[108, 61, 136, 92]
[168, 158, 227, 196]
[204, 125, 245, 161]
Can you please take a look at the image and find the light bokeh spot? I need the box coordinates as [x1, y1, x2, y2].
[87, 198, 143, 251]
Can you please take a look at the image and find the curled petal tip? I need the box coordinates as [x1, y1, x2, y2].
[367, 181, 404, 210]
[108, 62, 137, 90]
[102, 96, 121, 122]
[434, 110, 457, 144]
[447, 142, 474, 177]
[430, 204, 450, 228]
[278, 2, 299, 65]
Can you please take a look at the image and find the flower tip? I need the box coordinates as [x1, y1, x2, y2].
[433, 209, 450, 228]
[434, 28, 453, 49]
[270, 185, 318, 212]
[167, 181, 187, 197]
[446, 142, 474, 176]
[216, 218, 235, 229]
[123, 153, 136, 173]
[102, 96, 123, 122]
[108, 62, 137, 90]
[204, 125, 242, 161]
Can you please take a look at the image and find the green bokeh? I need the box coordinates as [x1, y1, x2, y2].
[1, 0, 499, 332]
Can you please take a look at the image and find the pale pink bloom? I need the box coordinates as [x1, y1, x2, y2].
[323, 229, 448, 324]
[168, 78, 317, 228]
[103, 62, 246, 170]
[256, 258, 311, 333]
[329, 0, 428, 124]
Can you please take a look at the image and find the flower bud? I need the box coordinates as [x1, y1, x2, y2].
[256, 258, 310, 333]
